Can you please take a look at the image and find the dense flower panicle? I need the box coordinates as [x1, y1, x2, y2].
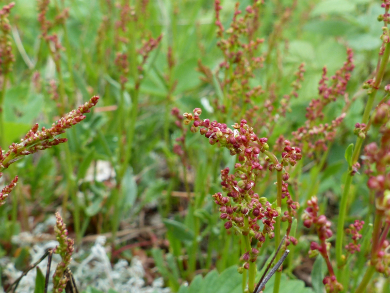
[364, 100, 390, 194]
[136, 35, 163, 88]
[0, 175, 17, 206]
[345, 220, 364, 254]
[292, 113, 346, 157]
[172, 107, 190, 168]
[53, 212, 75, 293]
[199, 0, 265, 120]
[307, 48, 354, 121]
[373, 236, 390, 276]
[380, 0, 390, 25]
[0, 2, 15, 76]
[279, 63, 306, 117]
[115, 52, 129, 87]
[184, 108, 302, 267]
[113, 1, 162, 90]
[37, 0, 68, 63]
[0, 96, 99, 170]
[303, 197, 343, 293]
[291, 49, 354, 158]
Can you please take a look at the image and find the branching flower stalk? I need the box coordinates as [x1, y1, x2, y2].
[355, 98, 390, 292]
[336, 3, 390, 282]
[0, 2, 15, 148]
[52, 212, 75, 293]
[0, 96, 99, 244]
[303, 197, 343, 293]
[184, 108, 301, 293]
[110, 0, 162, 247]
[37, 0, 69, 115]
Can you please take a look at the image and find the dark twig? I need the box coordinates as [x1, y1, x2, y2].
[6, 249, 53, 293]
[44, 249, 54, 293]
[254, 250, 290, 293]
[253, 235, 287, 293]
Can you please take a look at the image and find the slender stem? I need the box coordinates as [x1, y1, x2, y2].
[243, 218, 256, 293]
[0, 74, 8, 148]
[336, 170, 353, 267]
[273, 171, 283, 293]
[336, 41, 390, 270]
[378, 220, 390, 249]
[355, 266, 375, 293]
[241, 235, 247, 293]
[371, 211, 384, 258]
[262, 150, 283, 293]
[355, 212, 383, 293]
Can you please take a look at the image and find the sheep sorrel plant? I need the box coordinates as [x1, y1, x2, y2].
[183, 108, 302, 292]
[175, 1, 390, 293]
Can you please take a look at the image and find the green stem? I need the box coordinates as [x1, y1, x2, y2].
[355, 266, 375, 293]
[241, 235, 247, 293]
[355, 212, 383, 292]
[0, 74, 8, 148]
[63, 142, 80, 243]
[336, 41, 390, 270]
[243, 218, 256, 293]
[336, 170, 352, 267]
[263, 150, 283, 293]
[272, 171, 283, 293]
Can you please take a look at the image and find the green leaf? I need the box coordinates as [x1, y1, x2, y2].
[163, 219, 195, 243]
[120, 167, 137, 211]
[34, 267, 45, 293]
[178, 266, 241, 293]
[77, 149, 95, 181]
[344, 144, 354, 167]
[311, 0, 355, 16]
[347, 34, 382, 51]
[173, 58, 201, 93]
[82, 286, 105, 293]
[151, 248, 169, 278]
[311, 257, 325, 293]
[3, 121, 31, 147]
[85, 196, 104, 216]
[321, 161, 344, 181]
[304, 20, 352, 37]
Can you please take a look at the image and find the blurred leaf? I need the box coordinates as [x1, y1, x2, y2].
[14, 247, 30, 271]
[304, 20, 352, 37]
[173, 58, 201, 93]
[151, 248, 168, 278]
[77, 149, 95, 181]
[3, 121, 31, 147]
[120, 167, 137, 211]
[345, 144, 354, 167]
[34, 267, 45, 293]
[347, 34, 381, 51]
[85, 196, 104, 217]
[82, 287, 105, 293]
[321, 161, 344, 181]
[311, 0, 355, 16]
[286, 41, 315, 64]
[163, 219, 195, 243]
[311, 257, 325, 293]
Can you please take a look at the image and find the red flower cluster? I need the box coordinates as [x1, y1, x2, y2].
[0, 2, 15, 76]
[184, 108, 302, 268]
[345, 220, 364, 254]
[303, 196, 343, 293]
[53, 212, 75, 293]
[292, 49, 354, 158]
[0, 175, 17, 206]
[0, 96, 99, 170]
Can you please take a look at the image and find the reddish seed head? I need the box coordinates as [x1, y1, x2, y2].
[224, 221, 233, 229]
